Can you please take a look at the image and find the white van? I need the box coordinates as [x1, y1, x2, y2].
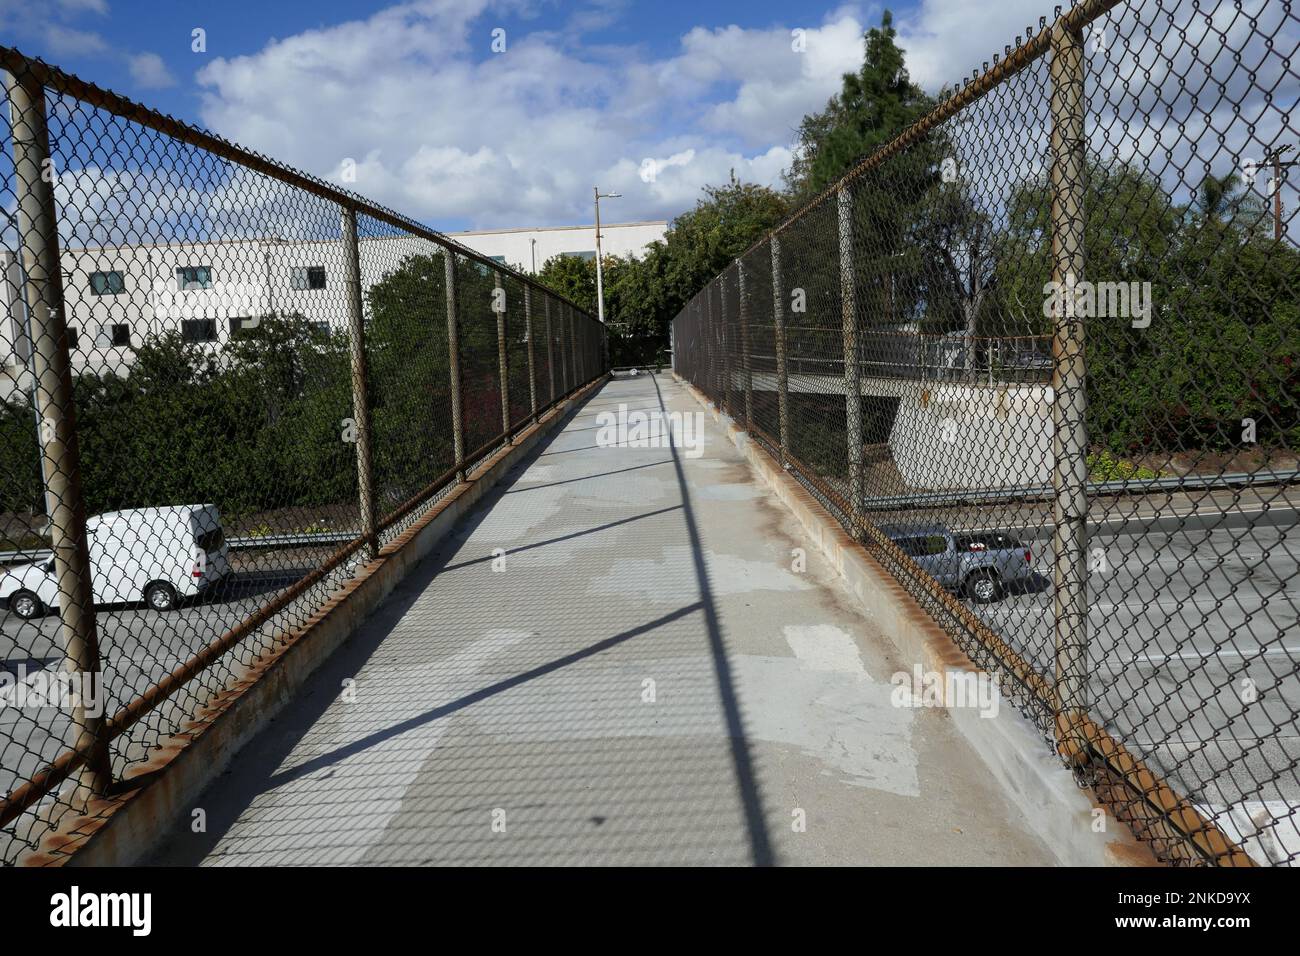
[0, 505, 231, 620]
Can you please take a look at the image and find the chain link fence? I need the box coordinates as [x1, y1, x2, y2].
[0, 48, 605, 864]
[675, 0, 1298, 866]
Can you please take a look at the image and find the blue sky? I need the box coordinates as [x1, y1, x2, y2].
[0, 0, 1005, 230]
[2, 0, 1294, 234]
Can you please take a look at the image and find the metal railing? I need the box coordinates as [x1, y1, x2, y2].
[674, 0, 1298, 866]
[746, 332, 1054, 384]
[0, 47, 606, 863]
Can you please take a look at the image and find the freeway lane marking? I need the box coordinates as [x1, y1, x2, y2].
[954, 503, 1298, 538]
[1101, 644, 1300, 665]
[983, 598, 1292, 615]
[1123, 734, 1300, 747]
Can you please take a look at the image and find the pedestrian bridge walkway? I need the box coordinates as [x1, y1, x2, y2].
[150, 374, 1052, 866]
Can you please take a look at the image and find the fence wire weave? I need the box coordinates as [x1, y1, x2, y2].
[675, 0, 1298, 866]
[0, 48, 605, 864]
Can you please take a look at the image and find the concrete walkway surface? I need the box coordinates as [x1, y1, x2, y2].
[150, 373, 1055, 866]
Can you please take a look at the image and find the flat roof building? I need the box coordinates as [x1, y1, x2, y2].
[1, 220, 661, 403]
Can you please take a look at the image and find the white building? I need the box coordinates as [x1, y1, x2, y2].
[2, 232, 448, 402]
[448, 221, 668, 273]
[0, 220, 662, 403]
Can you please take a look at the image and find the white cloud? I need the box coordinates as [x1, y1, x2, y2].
[127, 52, 176, 89]
[54, 0, 109, 13]
[38, 24, 109, 57]
[192, 1, 857, 229]
[37, 0, 1283, 240]
[0, 0, 108, 56]
[894, 0, 1049, 91]
[665, 15, 867, 146]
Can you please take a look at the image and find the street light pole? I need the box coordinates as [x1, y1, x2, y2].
[594, 186, 620, 324]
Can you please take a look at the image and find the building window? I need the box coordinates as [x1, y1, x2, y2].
[290, 265, 327, 290]
[89, 271, 125, 295]
[109, 323, 131, 347]
[561, 250, 597, 261]
[228, 316, 257, 339]
[66, 326, 79, 349]
[182, 319, 217, 343]
[176, 265, 213, 290]
[310, 321, 330, 337]
[488, 255, 507, 265]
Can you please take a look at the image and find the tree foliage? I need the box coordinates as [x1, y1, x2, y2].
[535, 174, 787, 366]
[783, 10, 935, 203]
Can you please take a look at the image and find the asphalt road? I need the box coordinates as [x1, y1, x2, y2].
[811, 462, 1300, 862]
[967, 516, 1300, 864]
[0, 560, 319, 862]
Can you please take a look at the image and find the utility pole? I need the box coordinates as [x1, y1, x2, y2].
[593, 187, 620, 323]
[1263, 145, 1296, 242]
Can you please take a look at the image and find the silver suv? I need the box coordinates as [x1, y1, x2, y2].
[882, 524, 1034, 603]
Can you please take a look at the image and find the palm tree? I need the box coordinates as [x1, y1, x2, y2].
[1195, 171, 1266, 233]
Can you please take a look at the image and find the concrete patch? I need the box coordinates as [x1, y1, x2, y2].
[784, 624, 869, 676]
[587, 546, 816, 601]
[735, 656, 918, 796]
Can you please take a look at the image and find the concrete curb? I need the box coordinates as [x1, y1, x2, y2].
[23, 377, 610, 867]
[675, 373, 1157, 867]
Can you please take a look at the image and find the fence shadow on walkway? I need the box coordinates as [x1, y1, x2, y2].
[149, 375, 776, 866]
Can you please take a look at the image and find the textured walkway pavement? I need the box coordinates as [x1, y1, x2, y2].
[151, 373, 1054, 866]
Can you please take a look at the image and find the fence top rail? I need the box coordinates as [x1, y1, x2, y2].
[724, 0, 1126, 270]
[0, 45, 600, 326]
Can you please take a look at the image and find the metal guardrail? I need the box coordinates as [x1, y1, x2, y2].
[860, 470, 1300, 511]
[6, 470, 1292, 566]
[0, 530, 361, 566]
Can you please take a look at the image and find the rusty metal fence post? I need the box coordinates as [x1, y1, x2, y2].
[1049, 20, 1089, 761]
[575, 310, 585, 386]
[444, 251, 466, 483]
[5, 68, 110, 804]
[561, 305, 569, 392]
[340, 206, 378, 560]
[703, 283, 713, 400]
[558, 302, 569, 395]
[738, 259, 753, 430]
[770, 236, 791, 465]
[711, 285, 720, 402]
[525, 286, 537, 423]
[720, 280, 732, 414]
[568, 306, 577, 389]
[545, 296, 555, 404]
[494, 270, 510, 440]
[838, 186, 864, 534]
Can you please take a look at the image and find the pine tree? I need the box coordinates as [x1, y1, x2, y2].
[783, 10, 934, 203]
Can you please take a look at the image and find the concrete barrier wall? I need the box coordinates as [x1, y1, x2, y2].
[727, 368, 1054, 490]
[889, 383, 1054, 490]
[676, 372, 1155, 867]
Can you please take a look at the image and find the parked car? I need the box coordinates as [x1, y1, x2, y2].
[0, 505, 231, 620]
[881, 524, 1033, 603]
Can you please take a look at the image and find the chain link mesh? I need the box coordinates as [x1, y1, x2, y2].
[675, 0, 1298, 866]
[0, 49, 604, 864]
